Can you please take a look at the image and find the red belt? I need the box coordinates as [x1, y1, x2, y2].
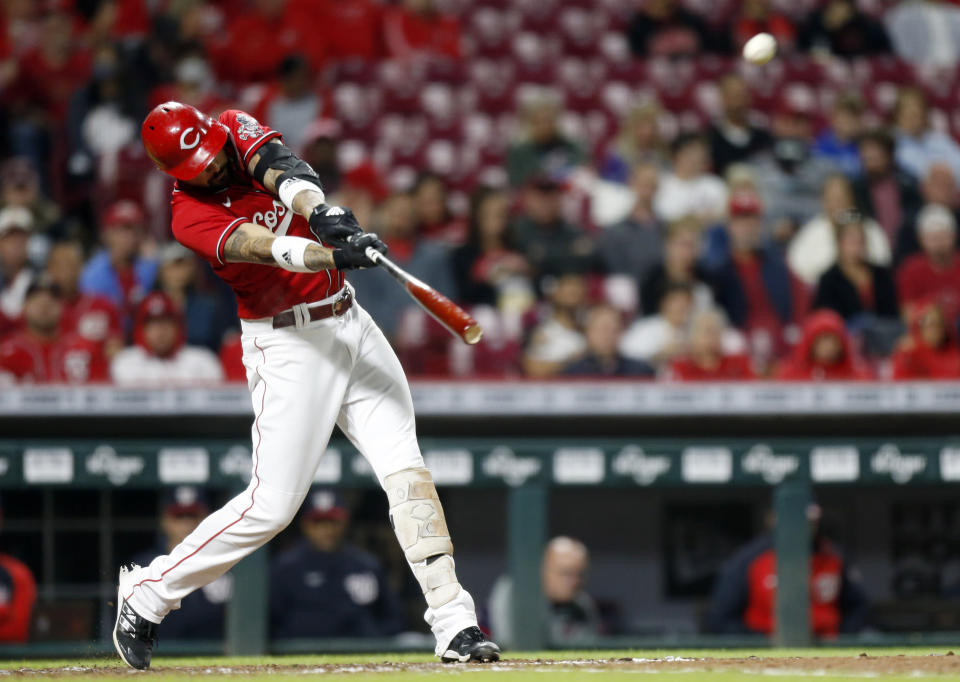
[272, 290, 353, 329]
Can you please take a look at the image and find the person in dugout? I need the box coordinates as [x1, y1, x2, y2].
[131, 487, 232, 640]
[0, 494, 36, 642]
[269, 488, 405, 639]
[705, 503, 868, 637]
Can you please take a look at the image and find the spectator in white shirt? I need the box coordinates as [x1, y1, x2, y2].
[894, 87, 960, 184]
[886, 0, 960, 67]
[111, 291, 223, 385]
[654, 133, 728, 225]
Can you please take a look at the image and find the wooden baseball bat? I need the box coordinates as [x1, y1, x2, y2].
[366, 247, 483, 345]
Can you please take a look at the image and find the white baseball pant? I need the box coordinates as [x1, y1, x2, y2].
[124, 285, 478, 654]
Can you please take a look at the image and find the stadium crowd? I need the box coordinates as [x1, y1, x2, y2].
[2, 0, 960, 384]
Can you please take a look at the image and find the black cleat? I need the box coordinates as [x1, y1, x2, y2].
[113, 565, 159, 670]
[440, 626, 501, 663]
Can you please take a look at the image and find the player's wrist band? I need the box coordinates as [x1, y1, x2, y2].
[271, 236, 315, 272]
[278, 178, 324, 212]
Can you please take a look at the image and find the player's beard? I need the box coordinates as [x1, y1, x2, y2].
[208, 158, 236, 189]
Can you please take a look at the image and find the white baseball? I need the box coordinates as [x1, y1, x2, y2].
[742, 33, 777, 65]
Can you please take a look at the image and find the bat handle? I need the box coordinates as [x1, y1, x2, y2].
[365, 246, 385, 265]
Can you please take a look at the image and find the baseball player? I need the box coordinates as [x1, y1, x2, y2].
[112, 102, 500, 669]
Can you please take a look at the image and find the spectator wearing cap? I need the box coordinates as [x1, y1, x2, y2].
[562, 304, 654, 377]
[626, 0, 729, 58]
[896, 204, 960, 324]
[382, 0, 462, 61]
[523, 273, 589, 378]
[812, 95, 864, 177]
[350, 192, 457, 340]
[511, 176, 599, 288]
[270, 488, 405, 639]
[148, 50, 227, 116]
[776, 309, 872, 380]
[852, 129, 923, 255]
[668, 307, 753, 381]
[891, 299, 960, 379]
[0, 278, 108, 384]
[751, 98, 836, 240]
[901, 162, 960, 260]
[706, 74, 772, 175]
[797, 0, 891, 57]
[79, 200, 158, 325]
[155, 241, 236, 352]
[706, 191, 808, 365]
[506, 95, 584, 188]
[641, 217, 714, 316]
[252, 54, 323, 154]
[597, 163, 664, 301]
[653, 133, 728, 225]
[45, 241, 123, 358]
[131, 487, 231, 640]
[812, 214, 900, 323]
[788, 175, 891, 286]
[894, 87, 960, 184]
[110, 292, 223, 385]
[0, 206, 35, 330]
[0, 494, 36, 643]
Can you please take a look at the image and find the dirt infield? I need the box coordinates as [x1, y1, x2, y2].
[5, 653, 960, 678]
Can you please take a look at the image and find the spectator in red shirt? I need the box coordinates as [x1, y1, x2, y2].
[45, 240, 122, 357]
[207, 0, 316, 83]
[669, 308, 754, 381]
[219, 330, 245, 383]
[891, 299, 960, 379]
[292, 0, 382, 63]
[13, 6, 90, 123]
[776, 309, 872, 381]
[707, 191, 808, 365]
[896, 203, 960, 324]
[383, 0, 462, 61]
[0, 278, 108, 384]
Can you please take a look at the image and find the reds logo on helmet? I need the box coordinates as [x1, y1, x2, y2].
[141, 102, 229, 181]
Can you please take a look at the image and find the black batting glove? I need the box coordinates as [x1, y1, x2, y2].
[332, 232, 388, 270]
[309, 204, 363, 244]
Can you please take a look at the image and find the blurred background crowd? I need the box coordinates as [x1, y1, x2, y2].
[3, 0, 960, 384]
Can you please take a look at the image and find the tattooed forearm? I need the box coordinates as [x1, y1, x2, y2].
[223, 222, 276, 265]
[223, 221, 336, 271]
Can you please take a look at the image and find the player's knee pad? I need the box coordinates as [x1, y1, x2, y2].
[384, 467, 460, 608]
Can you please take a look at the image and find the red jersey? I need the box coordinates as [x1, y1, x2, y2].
[0, 331, 108, 384]
[670, 354, 755, 381]
[60, 294, 122, 346]
[170, 109, 344, 320]
[0, 554, 36, 643]
[744, 548, 844, 637]
[896, 253, 960, 323]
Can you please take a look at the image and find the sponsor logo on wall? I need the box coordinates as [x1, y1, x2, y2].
[681, 447, 732, 483]
[86, 445, 145, 485]
[482, 446, 541, 486]
[423, 450, 474, 485]
[24, 448, 74, 483]
[218, 446, 253, 482]
[810, 446, 859, 482]
[313, 449, 342, 483]
[611, 446, 671, 485]
[741, 444, 800, 484]
[870, 443, 926, 484]
[158, 447, 210, 483]
[940, 447, 960, 481]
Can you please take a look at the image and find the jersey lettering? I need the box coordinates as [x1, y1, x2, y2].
[252, 200, 293, 236]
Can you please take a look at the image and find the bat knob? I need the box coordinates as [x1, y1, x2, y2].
[464, 325, 483, 345]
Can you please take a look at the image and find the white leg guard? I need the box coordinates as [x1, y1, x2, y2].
[384, 467, 461, 609]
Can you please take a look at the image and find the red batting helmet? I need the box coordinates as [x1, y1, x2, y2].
[141, 101, 229, 181]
